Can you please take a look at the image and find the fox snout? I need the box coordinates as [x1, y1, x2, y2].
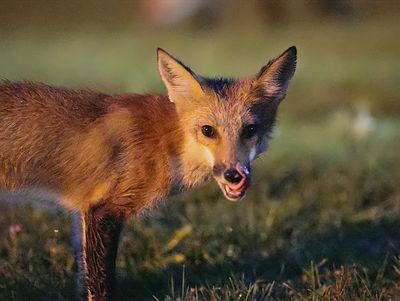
[224, 168, 243, 184]
[213, 162, 251, 202]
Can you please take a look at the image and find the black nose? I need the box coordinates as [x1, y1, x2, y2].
[224, 168, 243, 184]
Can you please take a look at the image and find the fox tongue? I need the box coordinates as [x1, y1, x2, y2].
[228, 177, 246, 191]
[228, 163, 249, 190]
[226, 164, 249, 192]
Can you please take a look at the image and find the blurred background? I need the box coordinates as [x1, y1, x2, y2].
[0, 1, 399, 300]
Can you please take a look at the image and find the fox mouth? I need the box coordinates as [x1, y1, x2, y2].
[216, 165, 250, 202]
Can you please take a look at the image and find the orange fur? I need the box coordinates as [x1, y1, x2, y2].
[0, 47, 297, 300]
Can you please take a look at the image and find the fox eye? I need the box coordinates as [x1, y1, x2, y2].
[242, 124, 258, 139]
[201, 125, 216, 138]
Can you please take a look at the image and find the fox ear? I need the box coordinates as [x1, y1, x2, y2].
[157, 48, 205, 102]
[254, 46, 297, 102]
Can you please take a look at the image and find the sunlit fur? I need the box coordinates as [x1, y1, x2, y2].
[0, 47, 296, 300]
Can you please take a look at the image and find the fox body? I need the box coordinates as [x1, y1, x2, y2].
[0, 47, 296, 300]
[0, 83, 184, 214]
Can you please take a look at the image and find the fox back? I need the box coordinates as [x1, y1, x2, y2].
[0, 81, 185, 214]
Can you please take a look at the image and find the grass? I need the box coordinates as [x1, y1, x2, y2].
[162, 261, 400, 300]
[0, 3, 400, 300]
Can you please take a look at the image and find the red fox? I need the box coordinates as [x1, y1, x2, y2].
[0, 47, 296, 300]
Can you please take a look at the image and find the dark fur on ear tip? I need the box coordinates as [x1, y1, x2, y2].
[280, 46, 297, 68]
[257, 46, 297, 81]
[286, 46, 297, 56]
[274, 46, 297, 81]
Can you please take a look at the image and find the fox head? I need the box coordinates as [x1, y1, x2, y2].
[157, 47, 296, 201]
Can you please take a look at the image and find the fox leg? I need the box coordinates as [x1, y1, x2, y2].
[71, 204, 126, 301]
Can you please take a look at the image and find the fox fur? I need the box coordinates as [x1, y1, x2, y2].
[0, 47, 297, 300]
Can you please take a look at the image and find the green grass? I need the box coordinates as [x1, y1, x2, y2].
[0, 3, 400, 300]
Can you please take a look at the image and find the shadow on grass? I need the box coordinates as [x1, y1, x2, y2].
[113, 217, 400, 300]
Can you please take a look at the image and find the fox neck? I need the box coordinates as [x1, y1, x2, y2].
[176, 134, 212, 190]
[166, 118, 212, 193]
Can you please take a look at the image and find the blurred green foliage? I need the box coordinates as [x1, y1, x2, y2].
[0, 1, 399, 300]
